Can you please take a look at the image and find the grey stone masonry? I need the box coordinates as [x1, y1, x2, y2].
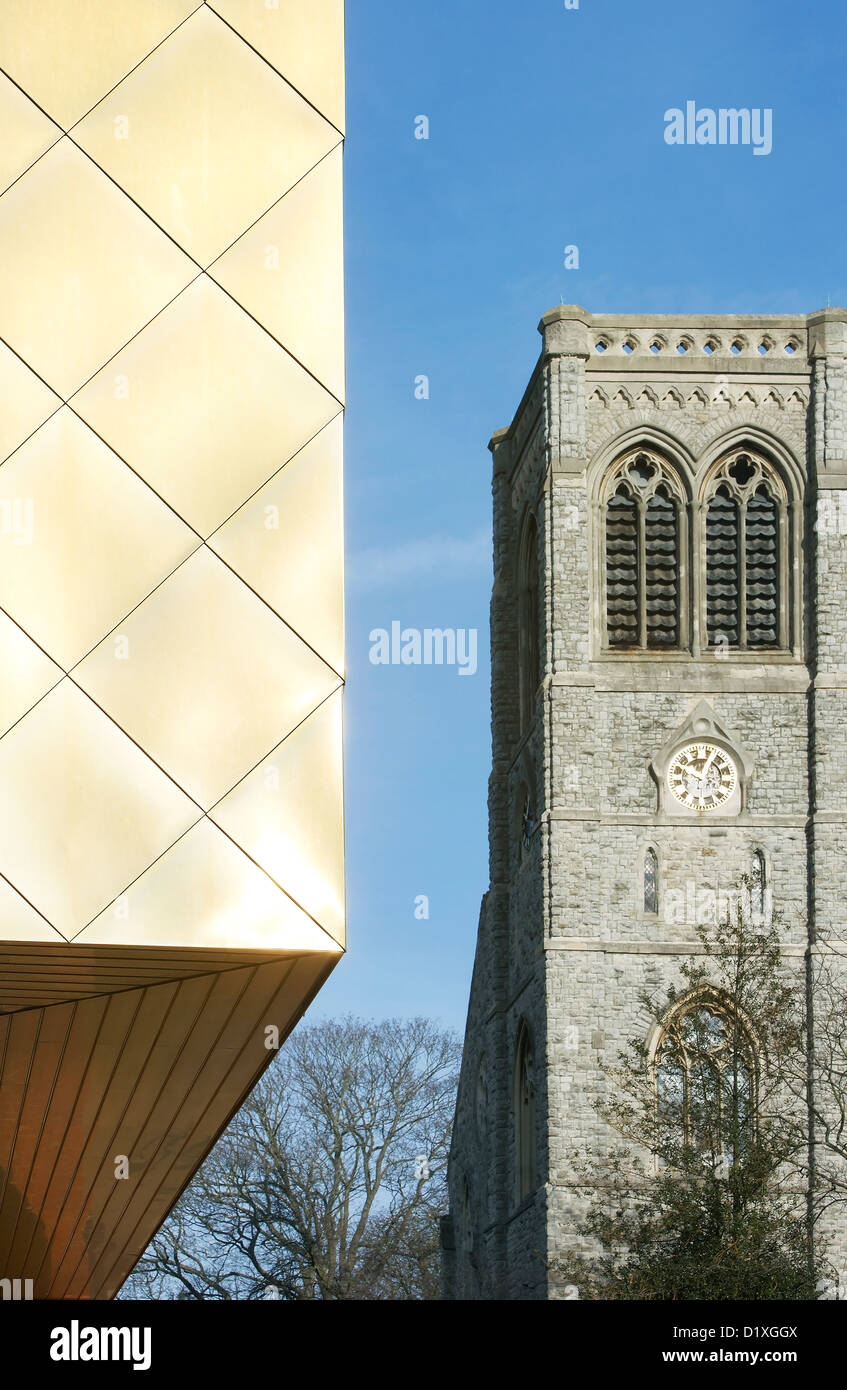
[442, 306, 847, 1300]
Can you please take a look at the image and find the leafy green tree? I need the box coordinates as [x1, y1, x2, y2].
[555, 884, 826, 1300]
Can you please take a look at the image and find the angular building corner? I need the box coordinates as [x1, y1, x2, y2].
[0, 1, 346, 1299]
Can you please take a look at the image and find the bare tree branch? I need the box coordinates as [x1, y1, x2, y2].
[119, 1015, 460, 1302]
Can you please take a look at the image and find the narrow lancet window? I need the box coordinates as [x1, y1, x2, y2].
[514, 1022, 536, 1201]
[518, 515, 540, 729]
[750, 850, 766, 923]
[644, 847, 658, 913]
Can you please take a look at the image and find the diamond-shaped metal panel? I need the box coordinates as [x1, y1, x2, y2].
[210, 688, 345, 945]
[0, 70, 61, 194]
[72, 274, 339, 537]
[0, 0, 201, 129]
[74, 545, 341, 808]
[0, 341, 61, 465]
[0, 680, 201, 938]
[0, 409, 199, 670]
[0, 876, 63, 943]
[76, 818, 340, 953]
[73, 5, 341, 267]
[0, 610, 63, 738]
[209, 0, 346, 135]
[0, 139, 197, 399]
[210, 144, 346, 400]
[0, 0, 345, 1300]
[209, 413, 345, 674]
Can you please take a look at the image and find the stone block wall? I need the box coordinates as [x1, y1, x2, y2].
[443, 305, 847, 1299]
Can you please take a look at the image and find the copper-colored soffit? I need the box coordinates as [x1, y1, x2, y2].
[0, 0, 345, 1299]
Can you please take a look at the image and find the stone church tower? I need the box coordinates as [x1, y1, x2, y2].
[442, 305, 847, 1300]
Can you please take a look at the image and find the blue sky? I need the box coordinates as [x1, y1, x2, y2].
[316, 0, 847, 1034]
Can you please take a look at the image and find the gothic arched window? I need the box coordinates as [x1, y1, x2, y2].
[514, 1021, 536, 1200]
[603, 450, 686, 651]
[518, 514, 540, 731]
[644, 847, 659, 914]
[655, 996, 756, 1161]
[704, 451, 787, 651]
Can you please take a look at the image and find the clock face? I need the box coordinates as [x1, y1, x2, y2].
[667, 742, 737, 812]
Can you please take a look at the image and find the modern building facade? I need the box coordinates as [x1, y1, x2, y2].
[443, 304, 847, 1299]
[0, 1, 345, 1298]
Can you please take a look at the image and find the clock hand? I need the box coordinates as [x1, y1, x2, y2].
[689, 751, 717, 785]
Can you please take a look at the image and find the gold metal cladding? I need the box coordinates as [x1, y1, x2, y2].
[211, 688, 345, 946]
[74, 546, 341, 811]
[0, 611, 62, 739]
[0, 409, 198, 671]
[0, 71, 61, 194]
[0, 0, 201, 131]
[0, 681, 200, 939]
[211, 144, 346, 403]
[210, 0, 346, 134]
[0, 139, 196, 400]
[71, 275, 339, 539]
[0, 955, 341, 1299]
[73, 5, 341, 268]
[209, 414, 345, 676]
[77, 819, 340, 954]
[0, 341, 61, 466]
[0, 877, 63, 943]
[0, 0, 345, 1300]
[0, 942, 311, 1013]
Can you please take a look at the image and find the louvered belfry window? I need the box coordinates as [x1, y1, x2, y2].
[704, 452, 785, 651]
[705, 486, 740, 644]
[645, 489, 679, 646]
[604, 450, 684, 650]
[606, 490, 639, 646]
[746, 488, 780, 645]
